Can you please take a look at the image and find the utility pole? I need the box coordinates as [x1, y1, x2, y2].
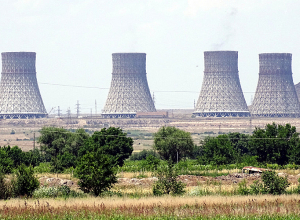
[153, 92, 155, 105]
[76, 100, 80, 118]
[67, 107, 71, 124]
[57, 106, 61, 117]
[249, 115, 252, 133]
[95, 100, 97, 117]
[33, 132, 35, 150]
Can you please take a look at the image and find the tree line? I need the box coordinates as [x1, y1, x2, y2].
[1, 122, 300, 197]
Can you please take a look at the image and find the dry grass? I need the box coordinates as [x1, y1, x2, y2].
[1, 194, 299, 208]
[36, 173, 76, 181]
[117, 172, 153, 178]
[1, 195, 300, 218]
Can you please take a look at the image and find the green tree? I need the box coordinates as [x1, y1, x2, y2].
[6, 146, 25, 167]
[198, 134, 236, 165]
[79, 127, 133, 167]
[13, 164, 40, 197]
[39, 127, 89, 159]
[76, 150, 117, 196]
[249, 123, 299, 165]
[261, 170, 290, 195]
[153, 126, 194, 163]
[153, 160, 185, 196]
[38, 127, 89, 171]
[0, 147, 14, 174]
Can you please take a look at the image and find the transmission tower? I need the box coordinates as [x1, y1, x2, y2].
[57, 106, 61, 117]
[76, 100, 80, 118]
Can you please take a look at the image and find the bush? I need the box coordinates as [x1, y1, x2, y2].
[34, 162, 52, 173]
[33, 186, 85, 198]
[0, 167, 12, 199]
[237, 179, 250, 195]
[261, 170, 290, 195]
[13, 164, 40, 197]
[249, 180, 264, 195]
[76, 150, 117, 196]
[143, 154, 161, 170]
[153, 160, 186, 196]
[129, 150, 159, 161]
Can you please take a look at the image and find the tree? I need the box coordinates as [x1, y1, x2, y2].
[249, 123, 299, 165]
[39, 127, 89, 159]
[153, 160, 185, 196]
[13, 164, 40, 197]
[38, 127, 89, 171]
[76, 149, 117, 196]
[153, 127, 194, 163]
[198, 132, 251, 165]
[198, 134, 236, 165]
[0, 147, 14, 174]
[79, 127, 133, 167]
[261, 170, 290, 195]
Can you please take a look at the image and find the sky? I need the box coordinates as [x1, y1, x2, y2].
[1, 0, 300, 114]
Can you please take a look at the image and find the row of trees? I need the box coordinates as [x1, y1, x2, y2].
[199, 123, 300, 165]
[2, 122, 300, 197]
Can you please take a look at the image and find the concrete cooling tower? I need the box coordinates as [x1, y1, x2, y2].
[294, 82, 300, 103]
[0, 52, 47, 119]
[251, 53, 300, 117]
[102, 53, 156, 118]
[193, 51, 250, 117]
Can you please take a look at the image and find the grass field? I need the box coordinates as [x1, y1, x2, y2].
[1, 195, 300, 219]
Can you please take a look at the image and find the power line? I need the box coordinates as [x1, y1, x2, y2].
[36, 129, 300, 140]
[39, 82, 299, 94]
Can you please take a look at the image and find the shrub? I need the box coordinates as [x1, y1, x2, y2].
[34, 162, 52, 173]
[295, 177, 300, 194]
[0, 166, 12, 199]
[153, 160, 185, 196]
[129, 150, 159, 161]
[13, 164, 40, 197]
[261, 170, 290, 195]
[33, 186, 85, 198]
[249, 180, 264, 195]
[237, 179, 250, 195]
[76, 150, 117, 196]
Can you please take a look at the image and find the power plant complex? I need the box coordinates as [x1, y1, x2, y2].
[0, 52, 47, 119]
[0, 51, 299, 119]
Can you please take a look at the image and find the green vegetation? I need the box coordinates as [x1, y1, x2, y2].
[153, 160, 186, 196]
[237, 170, 290, 195]
[198, 123, 300, 166]
[33, 186, 85, 198]
[153, 126, 194, 163]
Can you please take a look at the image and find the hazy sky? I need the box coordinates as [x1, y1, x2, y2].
[1, 0, 300, 114]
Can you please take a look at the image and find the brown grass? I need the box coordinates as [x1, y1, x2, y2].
[1, 195, 300, 218]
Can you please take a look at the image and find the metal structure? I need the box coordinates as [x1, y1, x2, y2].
[294, 82, 300, 103]
[251, 53, 300, 117]
[0, 52, 47, 119]
[102, 53, 156, 118]
[193, 51, 250, 117]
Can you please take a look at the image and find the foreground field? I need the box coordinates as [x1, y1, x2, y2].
[1, 195, 300, 219]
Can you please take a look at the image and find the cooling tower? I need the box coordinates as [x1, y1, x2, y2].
[193, 51, 250, 117]
[0, 52, 47, 119]
[102, 53, 156, 118]
[251, 53, 300, 117]
[294, 82, 300, 103]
